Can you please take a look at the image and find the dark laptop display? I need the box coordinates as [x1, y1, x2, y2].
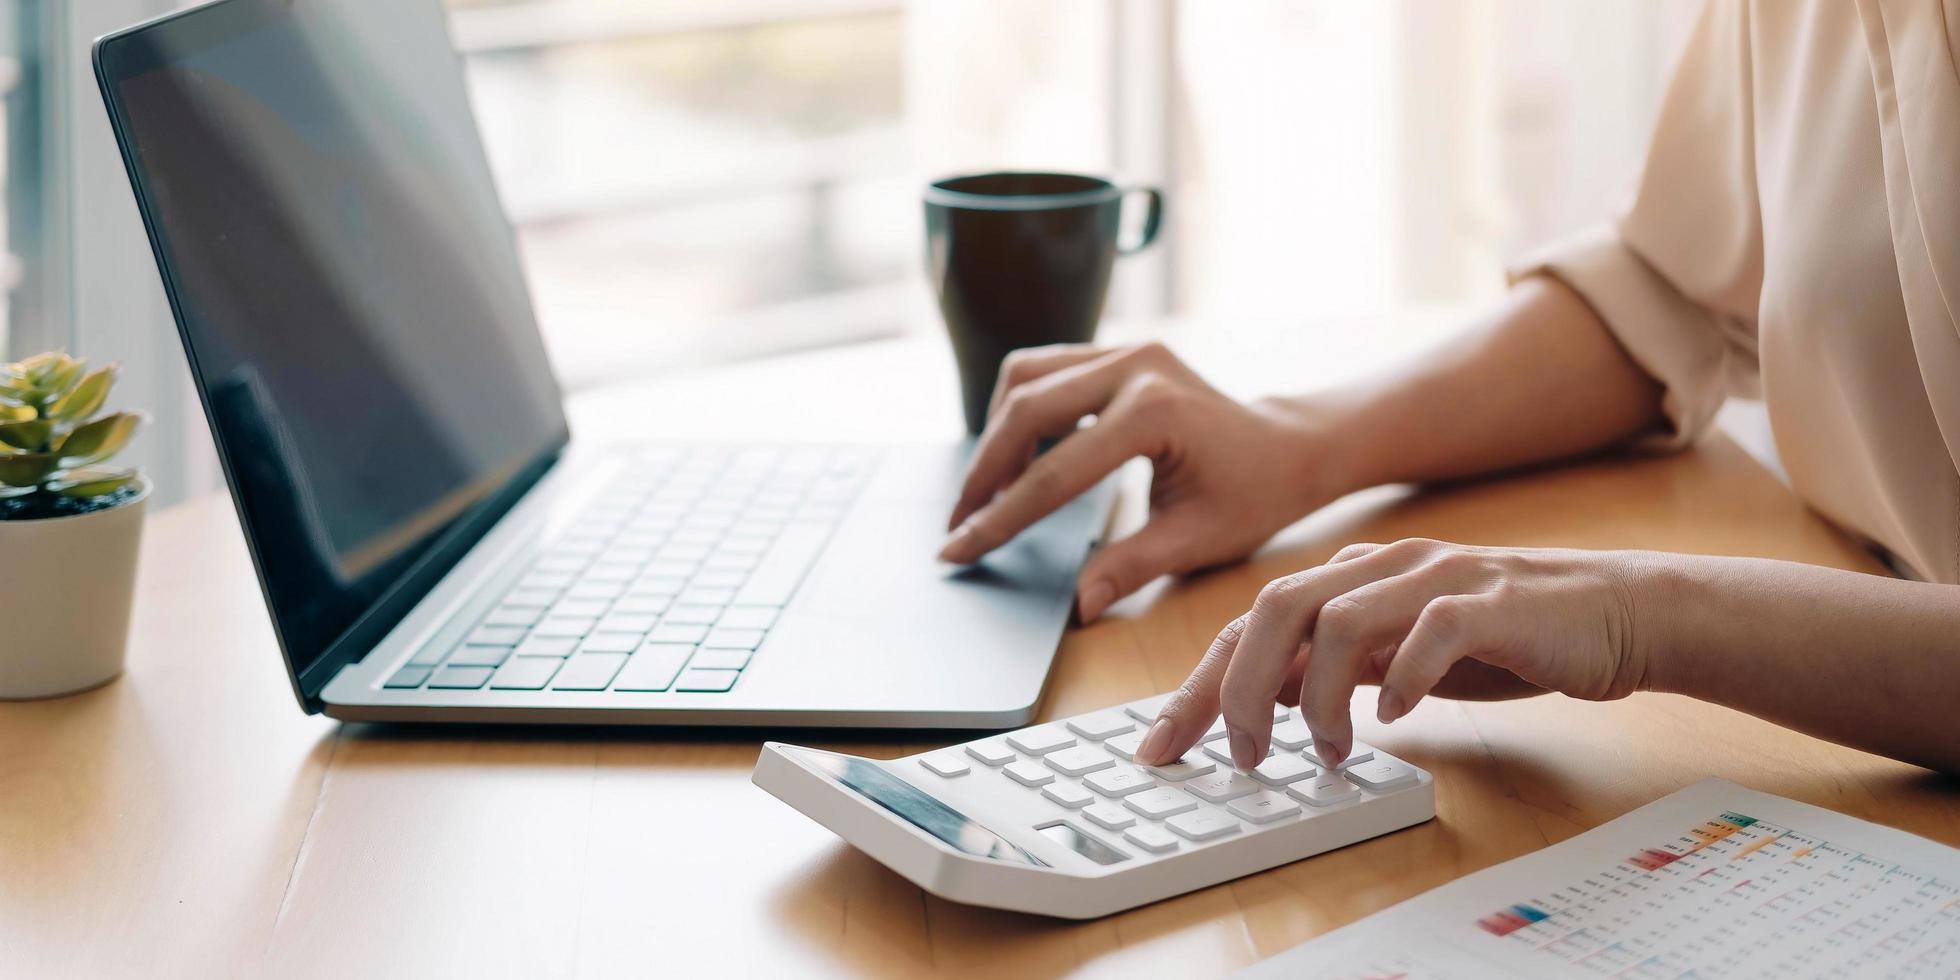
[95, 0, 567, 708]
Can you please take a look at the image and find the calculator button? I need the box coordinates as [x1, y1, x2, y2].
[1066, 711, 1136, 741]
[1167, 810, 1242, 842]
[1251, 754, 1319, 786]
[1287, 773, 1361, 807]
[1184, 771, 1263, 804]
[1269, 718, 1315, 750]
[1043, 746, 1116, 777]
[921, 754, 971, 778]
[1082, 766, 1156, 798]
[1041, 782, 1095, 809]
[1123, 824, 1180, 854]
[1146, 754, 1217, 782]
[1331, 742, 1377, 769]
[1083, 802, 1136, 831]
[1204, 741, 1273, 767]
[1104, 731, 1146, 761]
[1344, 758, 1417, 792]
[1124, 787, 1200, 820]
[1228, 791, 1304, 824]
[1006, 726, 1076, 757]
[965, 741, 1016, 767]
[1123, 694, 1171, 724]
[1004, 760, 1055, 787]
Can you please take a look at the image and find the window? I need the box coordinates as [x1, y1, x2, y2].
[447, 0, 912, 390]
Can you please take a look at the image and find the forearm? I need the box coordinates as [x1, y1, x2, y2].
[1283, 275, 1666, 497]
[1639, 554, 1960, 773]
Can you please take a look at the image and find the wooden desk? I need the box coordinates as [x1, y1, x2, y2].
[3, 332, 1954, 979]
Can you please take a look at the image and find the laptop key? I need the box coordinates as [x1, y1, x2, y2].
[467, 626, 525, 647]
[674, 668, 740, 693]
[688, 647, 752, 671]
[596, 614, 657, 635]
[662, 605, 722, 626]
[428, 665, 495, 689]
[610, 644, 695, 691]
[482, 605, 541, 628]
[549, 599, 610, 619]
[701, 628, 763, 650]
[648, 623, 709, 645]
[678, 587, 736, 607]
[566, 581, 627, 600]
[515, 636, 577, 657]
[449, 645, 511, 668]
[384, 665, 432, 688]
[533, 616, 597, 638]
[490, 656, 562, 690]
[551, 654, 628, 691]
[610, 596, 671, 616]
[503, 588, 561, 609]
[578, 633, 641, 654]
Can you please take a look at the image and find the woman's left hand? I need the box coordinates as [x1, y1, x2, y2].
[1135, 538, 1662, 771]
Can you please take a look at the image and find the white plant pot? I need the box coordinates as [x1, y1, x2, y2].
[0, 481, 148, 699]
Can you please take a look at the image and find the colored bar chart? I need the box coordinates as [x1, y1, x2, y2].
[1238, 780, 1960, 980]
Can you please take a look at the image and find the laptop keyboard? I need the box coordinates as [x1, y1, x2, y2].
[383, 445, 875, 696]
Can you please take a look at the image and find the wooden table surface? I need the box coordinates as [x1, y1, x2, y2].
[3, 327, 1955, 979]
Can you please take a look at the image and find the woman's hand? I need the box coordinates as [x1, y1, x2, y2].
[941, 342, 1347, 621]
[1137, 538, 1660, 770]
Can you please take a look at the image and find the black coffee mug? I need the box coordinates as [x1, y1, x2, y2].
[924, 172, 1163, 433]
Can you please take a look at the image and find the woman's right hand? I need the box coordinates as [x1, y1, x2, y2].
[940, 341, 1350, 621]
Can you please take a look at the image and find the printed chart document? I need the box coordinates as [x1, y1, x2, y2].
[1241, 778, 1960, 979]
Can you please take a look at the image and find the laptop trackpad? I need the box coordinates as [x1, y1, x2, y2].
[740, 443, 1107, 716]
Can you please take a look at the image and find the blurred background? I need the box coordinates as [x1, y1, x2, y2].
[1, 0, 1700, 510]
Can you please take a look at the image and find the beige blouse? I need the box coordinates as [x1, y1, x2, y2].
[1516, 0, 1960, 584]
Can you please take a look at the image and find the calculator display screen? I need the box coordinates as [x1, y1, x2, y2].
[795, 749, 1047, 867]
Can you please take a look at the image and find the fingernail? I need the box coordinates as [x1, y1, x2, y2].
[1316, 740, 1347, 770]
[1078, 581, 1115, 622]
[1137, 718, 1175, 764]
[937, 523, 977, 563]
[1377, 689, 1407, 724]
[1228, 727, 1258, 770]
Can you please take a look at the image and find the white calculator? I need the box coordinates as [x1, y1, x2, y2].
[752, 692, 1435, 918]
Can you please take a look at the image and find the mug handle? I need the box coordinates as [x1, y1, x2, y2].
[1117, 186, 1164, 255]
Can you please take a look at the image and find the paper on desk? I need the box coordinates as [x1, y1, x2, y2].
[1238, 777, 1960, 979]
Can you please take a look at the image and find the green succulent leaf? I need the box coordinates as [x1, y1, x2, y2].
[46, 466, 138, 498]
[55, 411, 141, 465]
[18, 352, 65, 380]
[47, 365, 115, 421]
[39, 356, 86, 402]
[0, 451, 61, 488]
[0, 418, 54, 451]
[0, 403, 33, 422]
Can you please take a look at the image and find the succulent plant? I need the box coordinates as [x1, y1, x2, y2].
[0, 352, 144, 517]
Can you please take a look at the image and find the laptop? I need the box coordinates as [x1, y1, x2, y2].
[92, 0, 1110, 727]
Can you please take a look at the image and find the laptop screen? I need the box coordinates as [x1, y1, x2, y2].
[96, 0, 569, 706]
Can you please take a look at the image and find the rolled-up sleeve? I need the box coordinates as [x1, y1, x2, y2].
[1508, 0, 1765, 449]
